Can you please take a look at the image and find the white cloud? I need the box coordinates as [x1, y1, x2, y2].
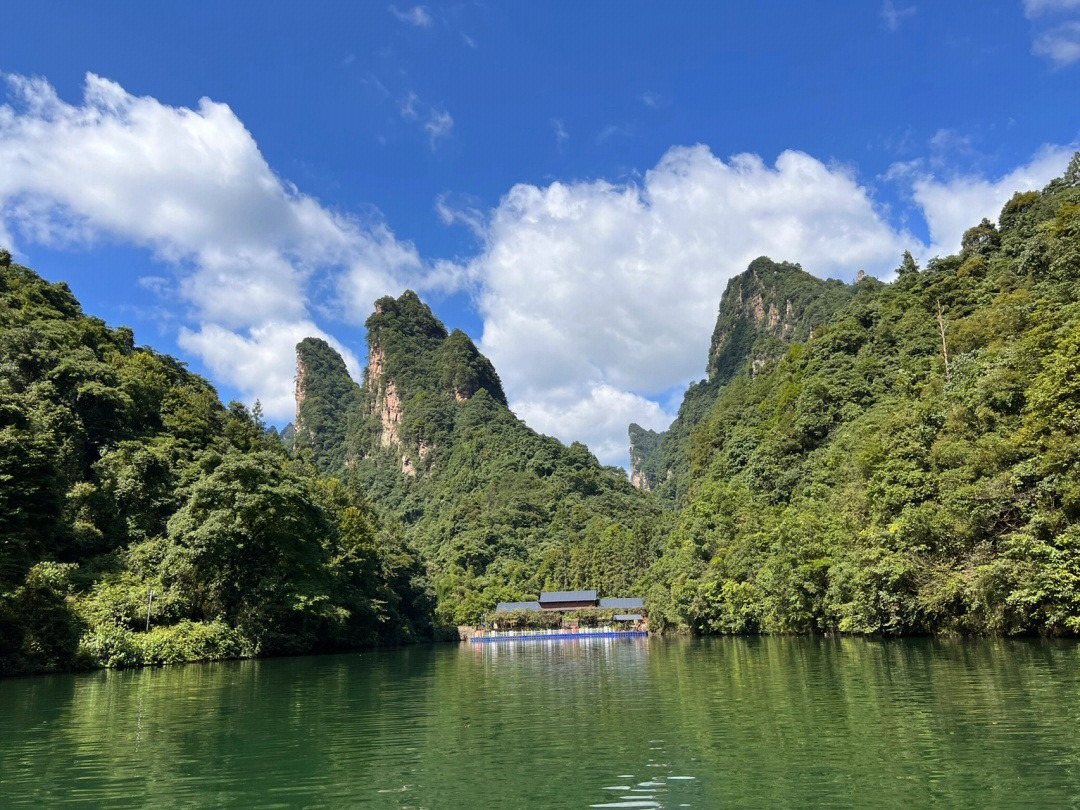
[0, 73, 427, 420]
[399, 90, 421, 119]
[3, 72, 1074, 472]
[928, 128, 972, 153]
[1024, 0, 1080, 17]
[388, 4, 432, 27]
[596, 123, 633, 144]
[880, 1, 916, 31]
[447, 145, 922, 466]
[1032, 21, 1080, 65]
[434, 191, 484, 235]
[515, 384, 672, 468]
[458, 142, 1076, 468]
[398, 89, 454, 148]
[551, 118, 569, 148]
[179, 320, 362, 417]
[424, 108, 454, 146]
[906, 143, 1074, 257]
[1024, 0, 1080, 66]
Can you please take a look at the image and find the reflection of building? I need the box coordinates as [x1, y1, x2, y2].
[494, 590, 645, 616]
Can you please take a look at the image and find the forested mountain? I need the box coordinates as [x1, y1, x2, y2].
[292, 292, 664, 625]
[648, 154, 1080, 636]
[630, 258, 864, 503]
[4, 154, 1080, 676]
[0, 256, 433, 675]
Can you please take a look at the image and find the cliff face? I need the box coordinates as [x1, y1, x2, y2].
[355, 290, 507, 475]
[628, 423, 660, 491]
[291, 289, 660, 626]
[294, 290, 512, 478]
[650, 157, 1080, 636]
[708, 257, 861, 383]
[629, 257, 866, 499]
[367, 344, 403, 450]
[293, 337, 359, 472]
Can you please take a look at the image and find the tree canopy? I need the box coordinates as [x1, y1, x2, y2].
[0, 264, 433, 675]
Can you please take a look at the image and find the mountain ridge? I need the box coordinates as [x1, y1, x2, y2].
[292, 289, 664, 625]
[645, 154, 1080, 635]
[6, 152, 1080, 678]
[629, 256, 865, 500]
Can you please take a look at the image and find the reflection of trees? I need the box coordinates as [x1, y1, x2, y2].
[2, 638, 1079, 807]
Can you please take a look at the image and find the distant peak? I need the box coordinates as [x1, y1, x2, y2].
[361, 290, 508, 414]
[293, 337, 357, 471]
[437, 329, 507, 406]
[297, 336, 342, 359]
[708, 257, 855, 382]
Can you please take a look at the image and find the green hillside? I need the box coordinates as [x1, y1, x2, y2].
[292, 292, 665, 625]
[630, 257, 864, 503]
[4, 153, 1080, 677]
[649, 155, 1080, 636]
[0, 255, 433, 675]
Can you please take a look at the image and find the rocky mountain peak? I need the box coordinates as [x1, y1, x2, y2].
[293, 337, 359, 473]
[707, 257, 857, 383]
[628, 423, 661, 490]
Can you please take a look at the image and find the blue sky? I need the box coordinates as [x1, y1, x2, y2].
[1, 1, 1078, 467]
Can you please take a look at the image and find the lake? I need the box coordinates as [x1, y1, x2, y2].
[2, 637, 1079, 809]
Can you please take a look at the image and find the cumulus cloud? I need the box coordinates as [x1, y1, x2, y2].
[904, 143, 1074, 256]
[515, 385, 673, 469]
[0, 73, 427, 419]
[3, 72, 1074, 471]
[442, 146, 922, 465]
[446, 142, 1076, 467]
[1024, 0, 1080, 66]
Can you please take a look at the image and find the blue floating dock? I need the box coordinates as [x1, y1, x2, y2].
[469, 631, 648, 643]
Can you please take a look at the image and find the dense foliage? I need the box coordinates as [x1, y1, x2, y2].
[0, 258, 433, 674]
[631, 258, 863, 503]
[5, 155, 1080, 676]
[296, 291, 665, 626]
[650, 156, 1080, 636]
[293, 337, 357, 472]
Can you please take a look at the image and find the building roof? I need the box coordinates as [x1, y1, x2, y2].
[613, 614, 642, 621]
[493, 601, 541, 613]
[599, 597, 644, 610]
[539, 590, 597, 603]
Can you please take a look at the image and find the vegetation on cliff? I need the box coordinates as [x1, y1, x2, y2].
[5, 155, 1080, 677]
[0, 257, 433, 675]
[293, 291, 664, 626]
[649, 156, 1080, 636]
[630, 258, 864, 503]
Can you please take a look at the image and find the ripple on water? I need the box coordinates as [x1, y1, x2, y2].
[2, 637, 1080, 809]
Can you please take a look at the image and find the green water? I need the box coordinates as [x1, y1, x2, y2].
[2, 637, 1080, 809]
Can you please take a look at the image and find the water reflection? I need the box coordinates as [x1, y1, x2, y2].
[0, 637, 1078, 808]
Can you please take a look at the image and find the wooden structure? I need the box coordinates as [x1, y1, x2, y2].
[538, 590, 599, 610]
[493, 592, 645, 615]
